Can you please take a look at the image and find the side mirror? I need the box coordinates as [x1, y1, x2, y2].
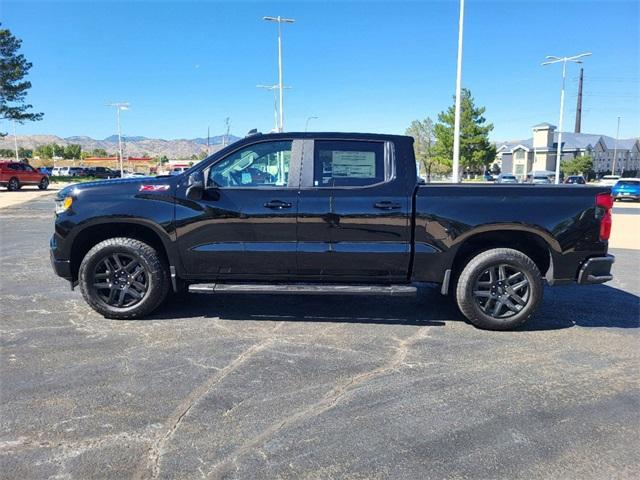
[186, 171, 204, 200]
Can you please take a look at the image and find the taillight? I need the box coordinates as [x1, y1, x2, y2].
[596, 193, 613, 241]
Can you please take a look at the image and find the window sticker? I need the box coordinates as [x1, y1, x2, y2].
[331, 151, 376, 178]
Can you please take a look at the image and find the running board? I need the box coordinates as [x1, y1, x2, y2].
[188, 283, 417, 296]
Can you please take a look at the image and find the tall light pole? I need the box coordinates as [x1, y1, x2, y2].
[611, 116, 621, 175]
[541, 52, 591, 184]
[263, 15, 295, 132]
[107, 102, 129, 177]
[257, 84, 291, 132]
[305, 116, 319, 132]
[452, 0, 465, 183]
[12, 121, 19, 161]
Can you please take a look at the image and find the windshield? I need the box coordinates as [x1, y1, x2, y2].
[617, 180, 640, 186]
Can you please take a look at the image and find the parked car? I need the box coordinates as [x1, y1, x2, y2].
[170, 167, 189, 176]
[90, 167, 121, 179]
[531, 175, 552, 184]
[124, 172, 148, 178]
[50, 132, 615, 331]
[39, 167, 53, 176]
[51, 167, 63, 176]
[0, 162, 49, 190]
[612, 178, 640, 201]
[56, 167, 71, 176]
[564, 175, 586, 185]
[496, 174, 518, 184]
[68, 167, 88, 177]
[599, 175, 621, 186]
[484, 172, 495, 182]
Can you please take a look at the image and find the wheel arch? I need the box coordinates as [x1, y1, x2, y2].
[68, 219, 178, 282]
[451, 227, 555, 281]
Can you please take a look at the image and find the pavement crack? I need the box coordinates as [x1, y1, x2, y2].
[133, 322, 284, 480]
[205, 326, 431, 479]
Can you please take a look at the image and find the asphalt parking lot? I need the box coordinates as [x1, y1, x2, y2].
[1, 194, 639, 480]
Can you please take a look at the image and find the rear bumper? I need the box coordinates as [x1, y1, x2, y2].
[577, 255, 615, 285]
[613, 193, 639, 200]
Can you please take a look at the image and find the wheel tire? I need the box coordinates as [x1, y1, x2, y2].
[7, 177, 20, 191]
[78, 237, 169, 319]
[38, 177, 49, 190]
[455, 248, 543, 331]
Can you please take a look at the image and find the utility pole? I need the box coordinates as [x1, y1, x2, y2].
[107, 102, 129, 177]
[452, 0, 465, 183]
[12, 121, 19, 161]
[224, 117, 231, 147]
[541, 53, 591, 184]
[263, 16, 295, 132]
[611, 116, 621, 175]
[574, 67, 584, 133]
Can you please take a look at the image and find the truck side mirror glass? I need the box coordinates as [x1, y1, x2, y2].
[186, 171, 204, 200]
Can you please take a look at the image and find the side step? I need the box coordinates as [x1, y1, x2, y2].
[188, 283, 417, 296]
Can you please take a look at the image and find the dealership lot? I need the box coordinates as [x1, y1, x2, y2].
[1, 195, 639, 479]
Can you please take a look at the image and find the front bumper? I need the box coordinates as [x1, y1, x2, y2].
[50, 234, 72, 280]
[577, 255, 615, 285]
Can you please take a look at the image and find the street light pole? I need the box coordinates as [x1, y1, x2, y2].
[612, 116, 621, 175]
[107, 102, 129, 177]
[305, 116, 318, 132]
[452, 0, 465, 183]
[541, 52, 591, 184]
[263, 16, 295, 132]
[257, 84, 291, 132]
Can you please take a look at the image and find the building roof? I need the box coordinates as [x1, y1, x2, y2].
[600, 137, 639, 150]
[532, 122, 556, 130]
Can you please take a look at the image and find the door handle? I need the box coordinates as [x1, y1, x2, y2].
[374, 201, 402, 210]
[264, 200, 292, 209]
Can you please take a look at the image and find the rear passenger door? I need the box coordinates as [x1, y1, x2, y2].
[297, 139, 412, 282]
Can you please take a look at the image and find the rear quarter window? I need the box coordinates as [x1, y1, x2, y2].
[313, 140, 386, 187]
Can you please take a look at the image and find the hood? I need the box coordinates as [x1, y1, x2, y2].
[55, 176, 177, 200]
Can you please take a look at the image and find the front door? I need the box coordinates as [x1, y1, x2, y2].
[176, 139, 301, 279]
[297, 139, 412, 282]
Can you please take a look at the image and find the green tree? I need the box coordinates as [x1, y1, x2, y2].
[17, 147, 32, 158]
[405, 118, 447, 181]
[433, 89, 496, 175]
[561, 155, 593, 176]
[90, 148, 108, 157]
[0, 24, 43, 135]
[157, 155, 169, 165]
[63, 144, 81, 159]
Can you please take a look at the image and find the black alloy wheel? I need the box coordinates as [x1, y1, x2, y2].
[455, 248, 543, 330]
[92, 253, 149, 308]
[472, 264, 530, 319]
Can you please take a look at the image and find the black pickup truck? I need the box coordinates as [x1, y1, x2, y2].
[50, 132, 615, 330]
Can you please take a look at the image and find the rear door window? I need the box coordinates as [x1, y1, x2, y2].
[313, 140, 386, 187]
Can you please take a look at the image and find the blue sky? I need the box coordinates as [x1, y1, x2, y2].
[2, 0, 639, 141]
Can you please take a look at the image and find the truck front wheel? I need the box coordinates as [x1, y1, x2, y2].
[78, 237, 169, 319]
[455, 248, 543, 330]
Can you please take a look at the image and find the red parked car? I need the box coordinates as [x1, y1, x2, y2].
[0, 162, 49, 191]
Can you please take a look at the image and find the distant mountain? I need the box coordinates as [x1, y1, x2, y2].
[0, 133, 240, 159]
[103, 135, 148, 142]
[191, 135, 241, 146]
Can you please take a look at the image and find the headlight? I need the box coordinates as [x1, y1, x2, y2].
[55, 196, 73, 214]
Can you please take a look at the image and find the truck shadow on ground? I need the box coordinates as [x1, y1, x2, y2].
[148, 284, 639, 331]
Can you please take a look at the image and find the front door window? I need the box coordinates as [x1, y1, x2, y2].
[208, 140, 292, 188]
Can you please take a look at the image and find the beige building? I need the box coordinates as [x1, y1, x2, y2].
[496, 123, 640, 180]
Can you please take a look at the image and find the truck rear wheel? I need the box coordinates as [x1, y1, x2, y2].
[78, 237, 169, 319]
[455, 248, 543, 330]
